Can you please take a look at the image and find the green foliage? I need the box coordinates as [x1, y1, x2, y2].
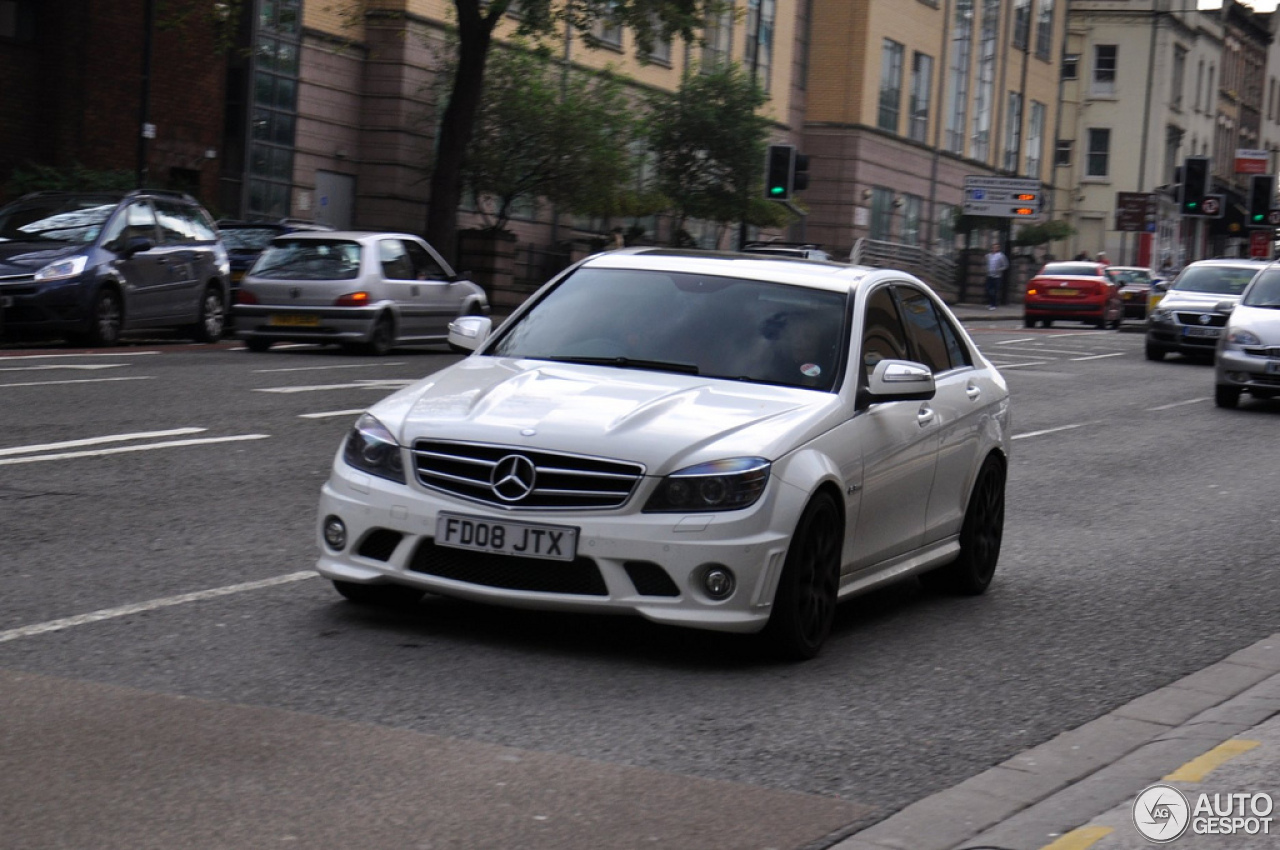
[8, 162, 135, 195]
[1014, 219, 1075, 246]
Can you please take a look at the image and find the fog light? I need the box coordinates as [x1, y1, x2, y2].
[702, 565, 736, 600]
[323, 516, 347, 551]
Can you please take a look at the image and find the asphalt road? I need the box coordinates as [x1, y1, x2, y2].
[1, 321, 1277, 849]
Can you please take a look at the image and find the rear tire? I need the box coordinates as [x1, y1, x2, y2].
[764, 491, 843, 661]
[1214, 384, 1241, 409]
[364, 315, 394, 356]
[924, 455, 1005, 595]
[1144, 341, 1166, 361]
[1023, 316, 1035, 328]
[191, 285, 225, 343]
[332, 580, 424, 608]
[245, 337, 273, 353]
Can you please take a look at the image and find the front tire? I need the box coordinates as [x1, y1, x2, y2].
[925, 455, 1005, 595]
[1144, 341, 1166, 361]
[764, 491, 843, 661]
[80, 287, 123, 347]
[245, 337, 273, 353]
[1215, 384, 1241, 409]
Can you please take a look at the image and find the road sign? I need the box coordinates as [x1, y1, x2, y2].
[1250, 229, 1271, 260]
[1116, 192, 1158, 232]
[1235, 149, 1270, 174]
[1201, 195, 1223, 218]
[963, 176, 1042, 218]
[1269, 209, 1280, 227]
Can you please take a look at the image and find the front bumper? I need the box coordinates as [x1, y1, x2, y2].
[234, 304, 379, 345]
[315, 457, 806, 633]
[1145, 321, 1222, 355]
[1215, 347, 1280, 394]
[1024, 300, 1105, 322]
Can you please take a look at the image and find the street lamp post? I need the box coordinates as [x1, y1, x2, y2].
[136, 0, 155, 188]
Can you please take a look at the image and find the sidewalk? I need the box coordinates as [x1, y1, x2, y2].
[831, 632, 1280, 850]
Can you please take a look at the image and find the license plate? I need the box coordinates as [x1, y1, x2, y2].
[435, 513, 578, 562]
[1051, 288, 1079, 296]
[1183, 326, 1221, 338]
[269, 314, 320, 327]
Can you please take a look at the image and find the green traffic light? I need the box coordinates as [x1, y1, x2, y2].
[770, 186, 784, 196]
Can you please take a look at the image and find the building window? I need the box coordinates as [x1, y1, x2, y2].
[1093, 45, 1117, 95]
[1026, 100, 1045, 180]
[744, 0, 775, 92]
[1062, 53, 1079, 80]
[593, 9, 623, 49]
[1004, 92, 1023, 173]
[901, 194, 923, 246]
[908, 52, 933, 143]
[247, 0, 302, 220]
[1206, 65, 1214, 113]
[1172, 46, 1186, 110]
[870, 187, 895, 241]
[945, 0, 974, 155]
[1013, 0, 1031, 51]
[971, 0, 999, 162]
[1054, 139, 1072, 167]
[702, 7, 733, 68]
[879, 39, 905, 133]
[1086, 128, 1110, 177]
[1195, 59, 1204, 111]
[1035, 0, 1054, 60]
[1164, 125, 1184, 186]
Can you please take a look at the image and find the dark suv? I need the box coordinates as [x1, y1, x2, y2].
[0, 190, 230, 346]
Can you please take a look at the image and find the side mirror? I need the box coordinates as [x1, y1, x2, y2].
[1152, 281, 1170, 294]
[447, 315, 492, 353]
[1215, 300, 1236, 315]
[123, 236, 153, 257]
[857, 359, 936, 409]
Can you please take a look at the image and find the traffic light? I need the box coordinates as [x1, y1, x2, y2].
[793, 153, 810, 192]
[765, 144, 796, 200]
[1249, 174, 1276, 226]
[1179, 156, 1210, 216]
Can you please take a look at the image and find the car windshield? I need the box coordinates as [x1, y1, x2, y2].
[1106, 269, 1151, 285]
[487, 267, 849, 391]
[1242, 270, 1280, 308]
[1172, 265, 1259, 295]
[0, 199, 117, 244]
[1039, 263, 1099, 277]
[220, 227, 282, 251]
[251, 239, 362, 280]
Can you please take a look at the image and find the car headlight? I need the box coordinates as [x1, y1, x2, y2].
[1150, 307, 1176, 324]
[1226, 328, 1262, 347]
[34, 255, 89, 282]
[342, 413, 406, 484]
[643, 458, 770, 513]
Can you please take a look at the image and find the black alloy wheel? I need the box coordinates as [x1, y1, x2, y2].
[926, 455, 1005, 594]
[1215, 384, 1241, 409]
[765, 491, 843, 661]
[364, 315, 395, 356]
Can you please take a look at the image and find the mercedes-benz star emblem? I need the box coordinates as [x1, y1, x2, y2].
[491, 454, 537, 502]
[1199, 314, 1212, 325]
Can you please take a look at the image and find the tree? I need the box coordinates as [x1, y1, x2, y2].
[458, 43, 642, 232]
[645, 63, 790, 245]
[424, 0, 725, 262]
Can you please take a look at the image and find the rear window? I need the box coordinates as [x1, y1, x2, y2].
[220, 227, 282, 251]
[1171, 265, 1260, 295]
[250, 239, 363, 280]
[1039, 263, 1100, 277]
[1105, 268, 1151, 285]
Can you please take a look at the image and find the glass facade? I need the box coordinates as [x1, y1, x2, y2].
[246, 0, 301, 220]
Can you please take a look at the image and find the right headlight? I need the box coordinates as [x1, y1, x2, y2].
[1150, 307, 1177, 324]
[341, 413, 406, 484]
[643, 458, 771, 513]
[34, 255, 89, 282]
[1225, 328, 1262, 347]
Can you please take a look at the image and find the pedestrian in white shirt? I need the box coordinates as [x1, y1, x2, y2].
[985, 242, 1009, 310]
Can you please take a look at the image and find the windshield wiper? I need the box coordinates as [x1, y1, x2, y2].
[541, 355, 700, 375]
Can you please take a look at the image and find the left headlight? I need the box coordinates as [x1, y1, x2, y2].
[342, 413, 406, 484]
[1150, 307, 1176, 324]
[34, 255, 89, 282]
[1225, 327, 1262, 347]
[643, 458, 771, 513]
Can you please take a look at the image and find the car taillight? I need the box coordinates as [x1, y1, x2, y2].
[237, 289, 259, 305]
[335, 291, 370, 307]
[1027, 286, 1039, 296]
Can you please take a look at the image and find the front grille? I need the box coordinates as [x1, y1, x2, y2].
[412, 440, 644, 510]
[356, 529, 404, 562]
[624, 561, 681, 597]
[408, 539, 607, 595]
[1175, 312, 1228, 327]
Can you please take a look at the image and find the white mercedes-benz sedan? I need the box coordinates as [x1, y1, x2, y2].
[316, 248, 1012, 659]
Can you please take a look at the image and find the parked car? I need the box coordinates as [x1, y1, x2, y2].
[1104, 265, 1156, 321]
[741, 241, 832, 261]
[1023, 261, 1123, 329]
[217, 218, 335, 290]
[234, 231, 488, 354]
[315, 248, 1013, 659]
[1214, 263, 1280, 408]
[0, 189, 230, 345]
[1145, 259, 1267, 361]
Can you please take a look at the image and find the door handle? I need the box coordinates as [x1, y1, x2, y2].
[917, 405, 935, 427]
[966, 383, 981, 401]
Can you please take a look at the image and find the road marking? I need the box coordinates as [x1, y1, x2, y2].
[254, 379, 415, 394]
[0, 376, 154, 389]
[992, 360, 1054, 369]
[299, 409, 366, 419]
[0, 364, 126, 373]
[1164, 739, 1260, 782]
[0, 350, 161, 361]
[1013, 422, 1092, 440]
[0, 572, 317, 645]
[254, 362, 407, 373]
[996, 338, 1038, 345]
[1038, 826, 1113, 850]
[0, 427, 207, 457]
[1148, 397, 1210, 411]
[993, 346, 1109, 356]
[1070, 352, 1125, 361]
[0, 434, 269, 466]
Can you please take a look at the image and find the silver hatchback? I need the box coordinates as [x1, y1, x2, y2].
[234, 231, 488, 354]
[1215, 264, 1280, 408]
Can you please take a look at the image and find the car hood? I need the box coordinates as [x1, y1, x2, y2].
[0, 240, 80, 273]
[1229, 305, 1280, 344]
[1158, 290, 1240, 311]
[367, 356, 844, 475]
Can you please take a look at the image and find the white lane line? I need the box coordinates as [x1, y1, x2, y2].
[0, 572, 317, 645]
[992, 346, 1108, 356]
[0, 376, 154, 389]
[0, 434, 269, 466]
[0, 428, 207, 458]
[1012, 422, 1092, 440]
[254, 379, 414, 394]
[1148, 397, 1210, 411]
[996, 338, 1038, 345]
[0, 351, 161, 361]
[1070, 352, 1125, 361]
[254, 362, 407, 373]
[299, 409, 366, 419]
[992, 361, 1054, 369]
[0, 364, 126, 373]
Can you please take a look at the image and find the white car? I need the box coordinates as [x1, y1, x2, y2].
[316, 249, 1012, 658]
[1214, 264, 1280, 408]
[234, 231, 488, 354]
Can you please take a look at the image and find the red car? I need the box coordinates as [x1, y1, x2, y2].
[1023, 261, 1123, 329]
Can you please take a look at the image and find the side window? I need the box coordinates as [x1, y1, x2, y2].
[186, 205, 218, 241]
[894, 285, 954, 373]
[378, 239, 415, 280]
[404, 240, 449, 280]
[861, 285, 911, 381]
[104, 200, 158, 250]
[154, 199, 197, 244]
[939, 314, 972, 369]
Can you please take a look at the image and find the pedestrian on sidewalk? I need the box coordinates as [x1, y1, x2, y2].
[985, 241, 1009, 310]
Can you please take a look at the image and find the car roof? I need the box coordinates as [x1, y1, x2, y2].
[579, 247, 876, 294]
[266, 230, 421, 243]
[1182, 258, 1268, 267]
